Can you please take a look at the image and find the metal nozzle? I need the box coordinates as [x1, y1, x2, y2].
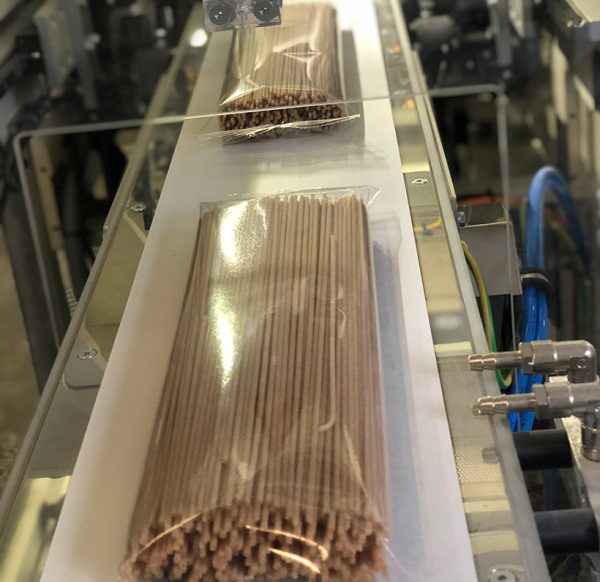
[474, 393, 536, 416]
[469, 350, 523, 372]
[470, 341, 597, 381]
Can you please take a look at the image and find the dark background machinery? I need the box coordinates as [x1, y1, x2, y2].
[0, 0, 198, 390]
[403, 0, 600, 579]
[405, 0, 599, 348]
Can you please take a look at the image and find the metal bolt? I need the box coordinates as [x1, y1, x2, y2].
[457, 210, 467, 227]
[77, 347, 97, 361]
[411, 178, 428, 185]
[209, 2, 234, 25]
[488, 568, 518, 582]
[482, 447, 499, 464]
[130, 202, 146, 212]
[253, 0, 277, 22]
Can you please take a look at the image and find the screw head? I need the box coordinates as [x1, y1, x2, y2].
[411, 178, 428, 185]
[253, 0, 277, 22]
[130, 202, 146, 212]
[209, 2, 234, 25]
[488, 568, 517, 582]
[457, 210, 467, 227]
[77, 347, 97, 361]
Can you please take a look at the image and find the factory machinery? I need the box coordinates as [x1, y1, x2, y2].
[0, 0, 600, 580]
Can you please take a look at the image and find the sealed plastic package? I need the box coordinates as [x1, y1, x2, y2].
[217, 2, 357, 140]
[122, 190, 389, 581]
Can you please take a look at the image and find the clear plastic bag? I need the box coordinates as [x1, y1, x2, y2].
[216, 2, 357, 141]
[123, 188, 389, 581]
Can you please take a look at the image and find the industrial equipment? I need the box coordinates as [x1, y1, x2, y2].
[0, 0, 599, 580]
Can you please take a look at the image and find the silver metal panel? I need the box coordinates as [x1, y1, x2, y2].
[402, 164, 549, 581]
[564, 0, 600, 22]
[381, 1, 548, 575]
[411, 87, 550, 581]
[33, 0, 76, 88]
[460, 221, 522, 296]
[550, 0, 600, 40]
[489, 0, 513, 67]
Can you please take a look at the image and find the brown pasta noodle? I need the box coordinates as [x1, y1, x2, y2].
[123, 193, 388, 581]
[218, 2, 350, 133]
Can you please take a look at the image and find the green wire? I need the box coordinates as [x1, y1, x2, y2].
[463, 242, 513, 392]
[485, 293, 513, 391]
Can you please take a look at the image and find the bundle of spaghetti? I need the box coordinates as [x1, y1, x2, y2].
[218, 2, 348, 132]
[124, 193, 388, 581]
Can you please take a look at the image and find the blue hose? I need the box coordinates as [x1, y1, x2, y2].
[525, 168, 588, 267]
[512, 167, 587, 431]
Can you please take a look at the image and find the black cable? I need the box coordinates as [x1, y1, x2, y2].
[60, 168, 88, 299]
[60, 135, 92, 299]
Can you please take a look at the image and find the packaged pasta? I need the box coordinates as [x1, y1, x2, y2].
[123, 191, 389, 581]
[217, 2, 358, 140]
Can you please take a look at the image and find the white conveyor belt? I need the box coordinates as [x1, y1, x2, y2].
[42, 2, 477, 580]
